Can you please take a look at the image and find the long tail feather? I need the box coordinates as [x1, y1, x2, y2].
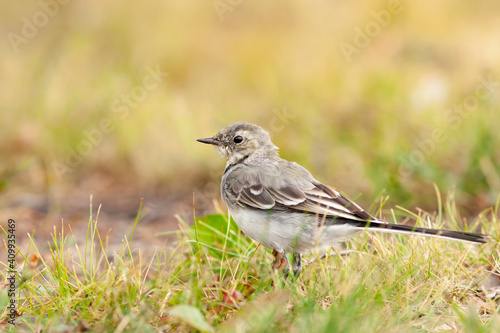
[346, 220, 488, 244]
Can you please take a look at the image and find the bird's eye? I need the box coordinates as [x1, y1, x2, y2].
[233, 135, 243, 144]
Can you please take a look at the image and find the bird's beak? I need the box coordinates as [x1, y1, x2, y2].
[197, 137, 223, 146]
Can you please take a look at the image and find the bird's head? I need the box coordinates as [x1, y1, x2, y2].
[197, 122, 278, 165]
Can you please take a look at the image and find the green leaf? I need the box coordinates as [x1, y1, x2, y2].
[188, 214, 255, 259]
[168, 305, 214, 333]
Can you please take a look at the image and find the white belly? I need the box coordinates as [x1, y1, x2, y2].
[229, 208, 360, 254]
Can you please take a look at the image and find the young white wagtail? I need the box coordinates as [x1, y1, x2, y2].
[197, 122, 488, 277]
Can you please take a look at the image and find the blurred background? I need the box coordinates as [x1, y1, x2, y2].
[1, 0, 499, 249]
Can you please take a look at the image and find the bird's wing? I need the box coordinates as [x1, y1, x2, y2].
[227, 166, 373, 223]
[296, 182, 375, 221]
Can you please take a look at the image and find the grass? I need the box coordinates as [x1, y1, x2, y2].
[1, 192, 499, 332]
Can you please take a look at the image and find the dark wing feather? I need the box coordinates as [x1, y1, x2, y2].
[235, 181, 275, 209]
[305, 182, 375, 221]
[229, 173, 371, 222]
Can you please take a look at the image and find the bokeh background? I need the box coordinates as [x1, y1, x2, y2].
[1, 0, 499, 248]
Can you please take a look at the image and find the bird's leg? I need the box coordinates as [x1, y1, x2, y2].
[291, 252, 302, 278]
[272, 249, 289, 271]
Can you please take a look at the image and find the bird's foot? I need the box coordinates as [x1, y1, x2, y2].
[272, 250, 303, 279]
[290, 252, 302, 278]
[272, 249, 289, 271]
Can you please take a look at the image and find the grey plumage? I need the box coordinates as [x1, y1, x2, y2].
[198, 122, 488, 276]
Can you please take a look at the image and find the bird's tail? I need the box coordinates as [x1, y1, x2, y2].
[347, 220, 489, 244]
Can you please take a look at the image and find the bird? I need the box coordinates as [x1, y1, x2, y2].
[197, 122, 489, 277]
